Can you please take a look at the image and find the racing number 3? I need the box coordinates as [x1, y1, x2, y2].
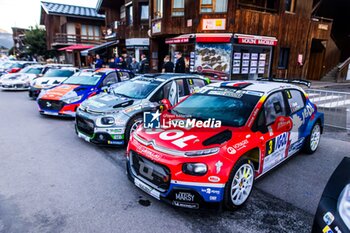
[266, 139, 276, 156]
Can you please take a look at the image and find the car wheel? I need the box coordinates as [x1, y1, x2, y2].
[224, 158, 254, 210]
[303, 122, 321, 154]
[125, 114, 143, 144]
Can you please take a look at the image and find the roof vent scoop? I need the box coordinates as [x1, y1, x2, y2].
[203, 129, 232, 146]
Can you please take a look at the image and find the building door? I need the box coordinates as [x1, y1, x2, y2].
[307, 39, 326, 80]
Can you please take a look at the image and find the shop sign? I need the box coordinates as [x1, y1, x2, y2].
[202, 19, 226, 30]
[165, 37, 190, 44]
[152, 21, 161, 34]
[236, 34, 277, 46]
[187, 19, 192, 27]
[318, 24, 329, 31]
[126, 38, 150, 47]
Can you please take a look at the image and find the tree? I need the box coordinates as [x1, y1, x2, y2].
[24, 25, 49, 58]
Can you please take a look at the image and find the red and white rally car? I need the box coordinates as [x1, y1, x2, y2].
[126, 80, 324, 210]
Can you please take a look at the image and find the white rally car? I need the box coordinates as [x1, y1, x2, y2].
[0, 65, 44, 90]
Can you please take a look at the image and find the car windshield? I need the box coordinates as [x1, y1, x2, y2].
[112, 79, 161, 99]
[171, 88, 262, 127]
[63, 74, 101, 86]
[44, 69, 74, 78]
[9, 63, 25, 68]
[20, 67, 42, 74]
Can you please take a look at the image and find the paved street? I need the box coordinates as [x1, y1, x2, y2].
[0, 90, 349, 233]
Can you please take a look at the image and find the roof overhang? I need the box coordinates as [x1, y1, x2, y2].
[58, 44, 94, 52]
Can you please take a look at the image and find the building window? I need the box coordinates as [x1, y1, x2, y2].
[239, 0, 279, 12]
[200, 0, 228, 13]
[285, 0, 296, 12]
[153, 0, 163, 18]
[127, 5, 133, 25]
[172, 0, 184, 16]
[278, 48, 290, 69]
[81, 25, 100, 40]
[140, 4, 149, 20]
[120, 6, 126, 19]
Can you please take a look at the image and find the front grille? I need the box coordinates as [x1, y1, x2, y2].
[76, 115, 95, 137]
[38, 99, 64, 111]
[130, 150, 171, 192]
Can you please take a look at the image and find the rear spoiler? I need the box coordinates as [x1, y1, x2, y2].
[257, 78, 311, 88]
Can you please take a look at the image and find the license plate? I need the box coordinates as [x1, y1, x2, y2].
[78, 132, 91, 142]
[44, 111, 58, 116]
[134, 178, 160, 200]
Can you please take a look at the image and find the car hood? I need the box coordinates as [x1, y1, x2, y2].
[1, 73, 37, 81]
[32, 77, 68, 88]
[82, 93, 137, 113]
[135, 115, 237, 151]
[40, 84, 85, 100]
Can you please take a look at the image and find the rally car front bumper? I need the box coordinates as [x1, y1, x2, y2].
[75, 112, 126, 146]
[126, 137, 228, 210]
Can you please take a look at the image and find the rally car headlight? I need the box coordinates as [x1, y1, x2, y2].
[62, 96, 83, 104]
[101, 117, 115, 125]
[184, 147, 220, 157]
[338, 184, 350, 230]
[182, 163, 207, 176]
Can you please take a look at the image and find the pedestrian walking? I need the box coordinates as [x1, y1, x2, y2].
[129, 58, 140, 73]
[139, 54, 150, 74]
[95, 54, 103, 69]
[162, 55, 174, 73]
[175, 52, 185, 73]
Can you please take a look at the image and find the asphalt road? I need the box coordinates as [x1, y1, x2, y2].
[0, 90, 348, 233]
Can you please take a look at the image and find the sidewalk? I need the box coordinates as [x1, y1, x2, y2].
[308, 81, 350, 92]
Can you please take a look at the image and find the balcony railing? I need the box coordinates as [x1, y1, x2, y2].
[53, 33, 106, 45]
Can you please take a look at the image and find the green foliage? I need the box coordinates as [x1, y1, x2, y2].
[24, 25, 48, 58]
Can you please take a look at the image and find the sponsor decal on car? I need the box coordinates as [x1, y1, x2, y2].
[228, 140, 249, 155]
[175, 192, 195, 202]
[208, 176, 221, 183]
[322, 225, 334, 233]
[323, 212, 335, 226]
[215, 161, 223, 174]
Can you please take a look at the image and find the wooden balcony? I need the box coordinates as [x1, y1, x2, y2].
[53, 33, 106, 46]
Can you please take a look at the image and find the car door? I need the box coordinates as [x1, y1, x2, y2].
[254, 91, 291, 174]
[284, 89, 308, 156]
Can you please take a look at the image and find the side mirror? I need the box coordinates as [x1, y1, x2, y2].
[160, 98, 172, 111]
[106, 81, 114, 87]
[272, 116, 293, 133]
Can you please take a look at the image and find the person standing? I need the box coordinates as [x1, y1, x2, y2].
[108, 58, 117, 68]
[139, 54, 150, 74]
[120, 57, 127, 69]
[129, 58, 140, 73]
[95, 54, 103, 69]
[162, 55, 174, 73]
[175, 52, 185, 73]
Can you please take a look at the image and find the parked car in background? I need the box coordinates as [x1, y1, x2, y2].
[126, 80, 324, 210]
[0, 65, 44, 90]
[198, 69, 230, 82]
[0, 61, 37, 76]
[75, 73, 208, 146]
[37, 68, 134, 117]
[312, 157, 350, 233]
[28, 67, 79, 99]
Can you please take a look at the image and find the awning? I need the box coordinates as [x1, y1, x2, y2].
[195, 33, 232, 43]
[234, 34, 278, 46]
[58, 44, 94, 52]
[80, 41, 119, 56]
[165, 33, 233, 44]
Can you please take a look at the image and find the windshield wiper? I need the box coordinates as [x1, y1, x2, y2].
[114, 93, 132, 98]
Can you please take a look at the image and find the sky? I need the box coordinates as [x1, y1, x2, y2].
[0, 0, 98, 33]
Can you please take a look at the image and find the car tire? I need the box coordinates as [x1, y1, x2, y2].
[303, 122, 321, 154]
[224, 158, 255, 210]
[125, 114, 143, 144]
